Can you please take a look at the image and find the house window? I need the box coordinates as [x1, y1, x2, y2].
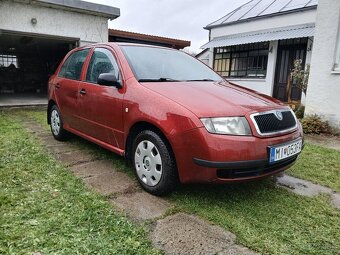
[213, 42, 269, 78]
[0, 54, 18, 68]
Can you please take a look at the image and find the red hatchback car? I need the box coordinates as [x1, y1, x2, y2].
[48, 43, 303, 195]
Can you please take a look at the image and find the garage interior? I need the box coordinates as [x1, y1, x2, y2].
[0, 32, 77, 106]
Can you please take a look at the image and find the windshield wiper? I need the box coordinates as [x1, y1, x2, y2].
[185, 79, 215, 82]
[138, 78, 180, 82]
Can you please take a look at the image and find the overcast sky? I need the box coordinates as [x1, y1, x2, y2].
[87, 0, 248, 53]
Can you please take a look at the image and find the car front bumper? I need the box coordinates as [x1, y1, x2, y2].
[170, 126, 303, 184]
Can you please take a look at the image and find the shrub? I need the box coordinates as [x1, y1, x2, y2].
[295, 105, 305, 119]
[301, 115, 330, 134]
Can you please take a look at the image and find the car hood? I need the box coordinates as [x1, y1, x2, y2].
[142, 81, 285, 117]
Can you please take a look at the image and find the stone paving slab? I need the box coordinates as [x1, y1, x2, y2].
[151, 213, 238, 255]
[35, 132, 52, 139]
[331, 193, 340, 209]
[111, 191, 171, 221]
[277, 175, 332, 197]
[24, 120, 42, 126]
[83, 172, 138, 196]
[45, 143, 80, 154]
[25, 124, 46, 134]
[25, 122, 46, 132]
[53, 150, 96, 167]
[71, 160, 115, 179]
[26, 128, 46, 135]
[277, 174, 340, 209]
[40, 136, 64, 146]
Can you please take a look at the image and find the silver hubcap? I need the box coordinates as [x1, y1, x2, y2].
[134, 140, 162, 186]
[51, 109, 60, 136]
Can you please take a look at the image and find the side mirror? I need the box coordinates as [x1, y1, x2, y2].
[97, 73, 122, 89]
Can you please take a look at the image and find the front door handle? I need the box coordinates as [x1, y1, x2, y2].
[79, 88, 86, 95]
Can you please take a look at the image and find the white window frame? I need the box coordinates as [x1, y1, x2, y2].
[333, 8, 340, 73]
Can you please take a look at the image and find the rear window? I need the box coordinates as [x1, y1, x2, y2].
[58, 49, 90, 80]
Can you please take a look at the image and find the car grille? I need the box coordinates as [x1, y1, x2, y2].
[251, 110, 296, 135]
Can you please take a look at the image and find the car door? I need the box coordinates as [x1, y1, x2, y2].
[76, 47, 124, 148]
[54, 48, 90, 129]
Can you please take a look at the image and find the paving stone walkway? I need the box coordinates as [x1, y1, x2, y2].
[21, 117, 258, 255]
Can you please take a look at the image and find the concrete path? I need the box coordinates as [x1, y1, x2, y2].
[21, 117, 258, 255]
[0, 94, 47, 107]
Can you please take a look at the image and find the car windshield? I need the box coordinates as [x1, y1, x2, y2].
[120, 45, 222, 82]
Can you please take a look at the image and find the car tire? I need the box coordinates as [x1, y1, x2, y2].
[50, 105, 68, 141]
[132, 130, 178, 196]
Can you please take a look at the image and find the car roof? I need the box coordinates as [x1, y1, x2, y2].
[76, 42, 177, 51]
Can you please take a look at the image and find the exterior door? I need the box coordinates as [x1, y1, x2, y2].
[55, 48, 90, 128]
[76, 47, 124, 147]
[273, 38, 308, 102]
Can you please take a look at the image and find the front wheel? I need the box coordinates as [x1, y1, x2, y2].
[50, 105, 68, 141]
[132, 130, 178, 196]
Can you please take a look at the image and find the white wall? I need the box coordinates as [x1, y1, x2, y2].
[0, 1, 108, 44]
[305, 0, 340, 130]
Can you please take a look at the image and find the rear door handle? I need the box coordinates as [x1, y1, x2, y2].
[55, 83, 60, 89]
[79, 88, 86, 95]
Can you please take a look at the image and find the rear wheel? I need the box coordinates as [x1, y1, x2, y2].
[132, 130, 178, 196]
[50, 105, 68, 141]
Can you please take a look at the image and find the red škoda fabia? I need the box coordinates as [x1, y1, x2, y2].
[48, 43, 304, 195]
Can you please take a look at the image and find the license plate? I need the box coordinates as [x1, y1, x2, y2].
[269, 139, 302, 163]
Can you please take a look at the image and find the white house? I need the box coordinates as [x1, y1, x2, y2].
[0, 0, 119, 105]
[200, 0, 317, 105]
[304, 0, 340, 129]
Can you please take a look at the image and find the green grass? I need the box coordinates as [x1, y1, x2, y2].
[0, 110, 160, 255]
[14, 109, 340, 255]
[287, 144, 340, 192]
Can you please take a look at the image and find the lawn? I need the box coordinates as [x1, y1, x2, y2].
[0, 110, 160, 255]
[6, 108, 340, 255]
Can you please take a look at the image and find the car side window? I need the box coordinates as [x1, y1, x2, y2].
[58, 49, 90, 80]
[86, 48, 121, 84]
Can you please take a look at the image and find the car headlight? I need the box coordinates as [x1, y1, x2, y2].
[200, 117, 251, 135]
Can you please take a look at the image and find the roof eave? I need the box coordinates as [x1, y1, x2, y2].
[204, 6, 317, 30]
[195, 48, 209, 58]
[108, 29, 191, 49]
[23, 0, 120, 19]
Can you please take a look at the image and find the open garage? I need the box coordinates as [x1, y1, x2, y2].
[0, 32, 77, 105]
[0, 0, 119, 106]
